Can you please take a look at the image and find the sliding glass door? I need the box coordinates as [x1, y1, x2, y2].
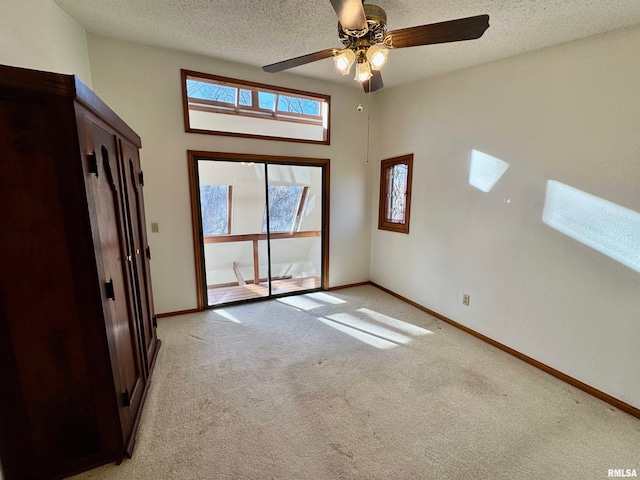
[267, 163, 323, 296]
[189, 153, 327, 307]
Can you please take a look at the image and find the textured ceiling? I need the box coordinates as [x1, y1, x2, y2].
[55, 0, 640, 90]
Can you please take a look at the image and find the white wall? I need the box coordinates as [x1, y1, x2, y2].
[369, 26, 640, 409]
[86, 35, 372, 313]
[0, 0, 92, 85]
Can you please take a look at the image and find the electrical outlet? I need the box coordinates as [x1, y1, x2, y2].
[462, 294, 470, 306]
[151, 222, 159, 233]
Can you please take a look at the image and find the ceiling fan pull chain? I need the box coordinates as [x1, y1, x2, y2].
[366, 81, 372, 163]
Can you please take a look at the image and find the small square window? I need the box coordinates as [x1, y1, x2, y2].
[239, 89, 252, 106]
[378, 154, 413, 234]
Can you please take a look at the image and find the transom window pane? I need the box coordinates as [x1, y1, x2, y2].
[239, 89, 252, 106]
[258, 92, 276, 110]
[277, 96, 320, 115]
[200, 185, 230, 235]
[187, 80, 236, 104]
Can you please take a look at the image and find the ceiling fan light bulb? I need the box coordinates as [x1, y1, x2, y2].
[366, 44, 388, 70]
[371, 51, 386, 68]
[334, 49, 355, 75]
[355, 60, 372, 82]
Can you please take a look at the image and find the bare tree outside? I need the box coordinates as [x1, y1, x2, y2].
[187, 79, 321, 116]
[278, 95, 320, 115]
[387, 165, 408, 223]
[200, 185, 229, 235]
[263, 186, 303, 232]
[187, 80, 252, 106]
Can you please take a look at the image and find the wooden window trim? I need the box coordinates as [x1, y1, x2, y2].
[293, 186, 309, 232]
[378, 154, 413, 234]
[226, 185, 233, 235]
[181, 69, 330, 145]
[187, 96, 322, 122]
[203, 230, 321, 244]
[188, 104, 323, 127]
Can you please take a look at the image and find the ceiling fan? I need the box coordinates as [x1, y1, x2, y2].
[262, 0, 490, 92]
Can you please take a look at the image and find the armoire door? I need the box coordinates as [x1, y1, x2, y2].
[120, 140, 158, 372]
[86, 118, 145, 440]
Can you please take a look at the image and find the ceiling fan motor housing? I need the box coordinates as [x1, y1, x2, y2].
[338, 4, 388, 47]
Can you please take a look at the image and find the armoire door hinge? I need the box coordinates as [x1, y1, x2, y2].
[138, 171, 144, 186]
[122, 388, 131, 407]
[152, 314, 157, 328]
[146, 245, 151, 260]
[87, 151, 98, 177]
[105, 279, 115, 301]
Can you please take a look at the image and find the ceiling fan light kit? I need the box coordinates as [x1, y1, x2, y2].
[366, 44, 388, 70]
[262, 0, 490, 92]
[355, 56, 373, 82]
[334, 48, 356, 74]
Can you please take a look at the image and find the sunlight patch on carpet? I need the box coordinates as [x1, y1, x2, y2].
[277, 295, 324, 311]
[317, 317, 398, 349]
[319, 312, 414, 346]
[357, 308, 433, 336]
[304, 292, 347, 305]
[212, 309, 242, 323]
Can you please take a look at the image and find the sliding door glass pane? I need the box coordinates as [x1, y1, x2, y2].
[198, 160, 269, 305]
[266, 164, 322, 295]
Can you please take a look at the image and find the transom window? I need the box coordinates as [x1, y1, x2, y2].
[182, 70, 330, 144]
[378, 154, 413, 234]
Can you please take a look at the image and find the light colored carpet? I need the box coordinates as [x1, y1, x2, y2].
[70, 285, 640, 480]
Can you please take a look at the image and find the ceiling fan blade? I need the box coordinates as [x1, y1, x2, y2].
[363, 70, 384, 93]
[329, 0, 368, 32]
[383, 14, 490, 49]
[263, 49, 338, 73]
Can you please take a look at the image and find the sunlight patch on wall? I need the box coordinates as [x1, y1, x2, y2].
[543, 180, 640, 273]
[468, 149, 510, 193]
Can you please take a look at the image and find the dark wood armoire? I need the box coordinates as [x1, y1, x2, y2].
[0, 64, 160, 479]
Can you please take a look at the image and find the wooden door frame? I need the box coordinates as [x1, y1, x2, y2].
[187, 151, 330, 310]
